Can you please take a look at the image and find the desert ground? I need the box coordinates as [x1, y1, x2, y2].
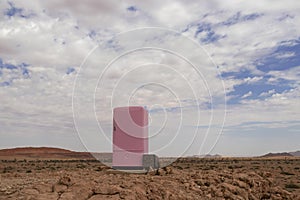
[0, 152, 300, 200]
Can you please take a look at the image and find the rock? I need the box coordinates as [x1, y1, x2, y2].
[52, 184, 67, 193]
[36, 193, 59, 200]
[237, 188, 248, 199]
[34, 183, 53, 193]
[21, 188, 39, 195]
[249, 193, 259, 200]
[89, 194, 120, 200]
[93, 185, 122, 195]
[164, 167, 173, 174]
[59, 184, 93, 200]
[194, 179, 204, 186]
[214, 188, 223, 197]
[157, 168, 166, 176]
[260, 193, 271, 199]
[146, 169, 157, 176]
[221, 182, 238, 192]
[58, 176, 72, 186]
[119, 189, 136, 199]
[223, 189, 235, 199]
[234, 180, 248, 189]
[263, 172, 272, 178]
[59, 192, 75, 200]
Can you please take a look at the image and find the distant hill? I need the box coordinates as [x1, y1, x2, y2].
[289, 151, 300, 157]
[192, 154, 222, 158]
[260, 152, 293, 158]
[0, 147, 112, 161]
[204, 154, 222, 158]
[0, 147, 73, 154]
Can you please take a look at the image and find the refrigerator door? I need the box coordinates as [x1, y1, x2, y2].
[113, 106, 148, 152]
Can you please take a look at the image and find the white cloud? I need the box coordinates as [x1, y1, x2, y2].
[275, 52, 295, 59]
[241, 91, 252, 98]
[259, 89, 276, 97]
[268, 66, 300, 83]
[0, 0, 299, 155]
[225, 87, 300, 127]
[243, 76, 263, 84]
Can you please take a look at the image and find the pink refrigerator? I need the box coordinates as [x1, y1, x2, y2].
[112, 106, 148, 170]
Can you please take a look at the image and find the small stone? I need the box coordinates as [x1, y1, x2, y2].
[260, 193, 271, 199]
[58, 176, 72, 186]
[52, 184, 67, 193]
[93, 185, 121, 195]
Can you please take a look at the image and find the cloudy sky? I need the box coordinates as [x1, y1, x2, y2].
[0, 0, 299, 157]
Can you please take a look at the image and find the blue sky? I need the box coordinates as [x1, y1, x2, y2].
[0, 0, 299, 156]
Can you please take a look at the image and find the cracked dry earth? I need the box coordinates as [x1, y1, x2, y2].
[0, 158, 300, 200]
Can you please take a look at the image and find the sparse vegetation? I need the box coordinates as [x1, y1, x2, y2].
[285, 183, 300, 189]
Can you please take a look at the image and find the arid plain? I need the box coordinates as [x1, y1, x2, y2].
[0, 148, 299, 200]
